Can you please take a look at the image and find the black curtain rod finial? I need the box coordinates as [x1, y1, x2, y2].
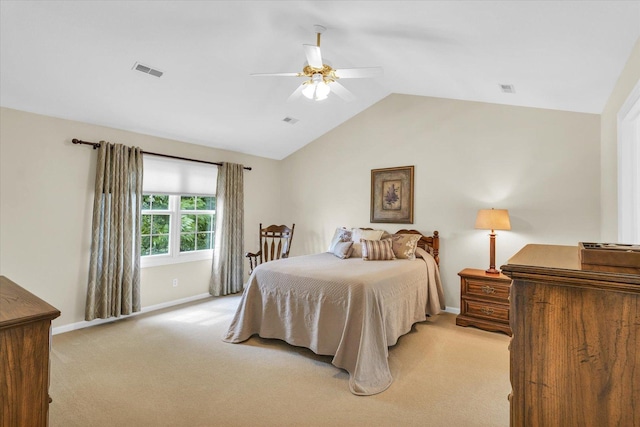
[72, 138, 100, 149]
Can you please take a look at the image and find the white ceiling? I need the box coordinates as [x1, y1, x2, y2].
[1, 1, 639, 160]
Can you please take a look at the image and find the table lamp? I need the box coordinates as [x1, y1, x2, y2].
[475, 208, 511, 274]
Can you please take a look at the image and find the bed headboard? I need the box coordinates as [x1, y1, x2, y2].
[351, 227, 440, 265]
[395, 229, 440, 265]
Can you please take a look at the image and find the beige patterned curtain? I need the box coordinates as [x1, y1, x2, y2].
[85, 141, 143, 320]
[210, 162, 244, 296]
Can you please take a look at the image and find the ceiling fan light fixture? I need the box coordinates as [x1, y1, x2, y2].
[302, 74, 331, 101]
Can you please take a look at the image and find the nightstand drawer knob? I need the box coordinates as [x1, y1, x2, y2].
[481, 307, 495, 315]
[482, 286, 496, 295]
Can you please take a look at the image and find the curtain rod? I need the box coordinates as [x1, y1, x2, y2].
[71, 139, 252, 171]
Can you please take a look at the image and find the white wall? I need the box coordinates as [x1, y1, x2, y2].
[280, 94, 601, 310]
[600, 37, 640, 242]
[0, 107, 282, 328]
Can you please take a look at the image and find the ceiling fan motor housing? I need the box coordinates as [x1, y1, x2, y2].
[301, 64, 337, 84]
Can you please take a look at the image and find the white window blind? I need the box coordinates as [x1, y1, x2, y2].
[142, 155, 218, 196]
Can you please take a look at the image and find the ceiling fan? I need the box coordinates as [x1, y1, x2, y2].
[251, 25, 383, 102]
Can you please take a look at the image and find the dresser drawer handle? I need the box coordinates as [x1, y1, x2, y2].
[481, 307, 495, 315]
[481, 286, 495, 295]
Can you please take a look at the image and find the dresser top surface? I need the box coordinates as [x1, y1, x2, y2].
[0, 276, 60, 327]
[501, 244, 640, 286]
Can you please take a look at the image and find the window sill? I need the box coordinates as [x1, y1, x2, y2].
[141, 250, 213, 268]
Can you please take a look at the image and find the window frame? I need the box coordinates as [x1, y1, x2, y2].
[140, 194, 215, 268]
[140, 195, 172, 258]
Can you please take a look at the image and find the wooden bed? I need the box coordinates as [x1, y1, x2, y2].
[223, 229, 444, 395]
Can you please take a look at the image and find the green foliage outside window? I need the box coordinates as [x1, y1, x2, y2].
[180, 195, 215, 211]
[180, 196, 215, 253]
[141, 195, 171, 256]
[141, 194, 215, 257]
[142, 194, 169, 210]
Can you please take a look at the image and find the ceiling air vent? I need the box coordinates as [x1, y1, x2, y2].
[500, 84, 515, 94]
[132, 62, 163, 78]
[282, 117, 299, 125]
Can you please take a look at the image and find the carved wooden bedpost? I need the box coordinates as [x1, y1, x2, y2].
[432, 231, 439, 265]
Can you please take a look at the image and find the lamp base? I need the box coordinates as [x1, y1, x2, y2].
[485, 232, 500, 275]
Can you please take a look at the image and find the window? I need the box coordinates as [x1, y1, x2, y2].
[141, 194, 216, 267]
[178, 196, 216, 252]
[140, 154, 217, 266]
[141, 195, 171, 256]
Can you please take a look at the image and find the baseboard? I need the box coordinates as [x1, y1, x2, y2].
[53, 296, 459, 335]
[444, 306, 460, 315]
[52, 293, 212, 335]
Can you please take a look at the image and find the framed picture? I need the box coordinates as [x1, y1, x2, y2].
[370, 165, 414, 223]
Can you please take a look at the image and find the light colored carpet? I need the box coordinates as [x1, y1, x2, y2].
[50, 295, 511, 426]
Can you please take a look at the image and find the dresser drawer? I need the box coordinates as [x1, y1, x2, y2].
[464, 278, 511, 302]
[463, 299, 510, 323]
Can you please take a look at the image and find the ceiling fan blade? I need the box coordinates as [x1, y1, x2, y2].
[250, 72, 301, 77]
[329, 81, 355, 103]
[303, 44, 323, 69]
[334, 67, 383, 79]
[286, 84, 305, 102]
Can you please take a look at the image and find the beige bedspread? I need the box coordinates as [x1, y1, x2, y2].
[223, 247, 445, 395]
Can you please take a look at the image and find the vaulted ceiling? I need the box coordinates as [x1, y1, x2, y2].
[1, 1, 639, 159]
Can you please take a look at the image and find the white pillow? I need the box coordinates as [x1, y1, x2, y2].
[327, 227, 352, 252]
[350, 228, 385, 258]
[351, 228, 385, 242]
[331, 241, 354, 259]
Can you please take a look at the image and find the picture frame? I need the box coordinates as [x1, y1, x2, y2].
[370, 165, 414, 223]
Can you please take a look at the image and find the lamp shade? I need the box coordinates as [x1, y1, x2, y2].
[475, 208, 511, 231]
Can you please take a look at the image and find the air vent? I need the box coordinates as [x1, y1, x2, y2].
[282, 117, 299, 125]
[132, 62, 163, 78]
[500, 84, 515, 94]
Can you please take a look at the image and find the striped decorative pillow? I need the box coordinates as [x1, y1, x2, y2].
[350, 228, 385, 258]
[361, 238, 396, 261]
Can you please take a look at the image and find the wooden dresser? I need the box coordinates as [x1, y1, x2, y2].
[501, 245, 640, 427]
[456, 268, 512, 335]
[1, 276, 60, 427]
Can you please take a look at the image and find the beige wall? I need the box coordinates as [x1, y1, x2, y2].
[600, 37, 640, 241]
[1, 71, 621, 323]
[0, 107, 282, 328]
[280, 94, 601, 309]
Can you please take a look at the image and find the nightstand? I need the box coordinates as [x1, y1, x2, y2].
[456, 268, 512, 336]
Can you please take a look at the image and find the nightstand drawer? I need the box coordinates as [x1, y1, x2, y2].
[457, 268, 512, 335]
[464, 278, 510, 302]
[463, 299, 510, 323]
